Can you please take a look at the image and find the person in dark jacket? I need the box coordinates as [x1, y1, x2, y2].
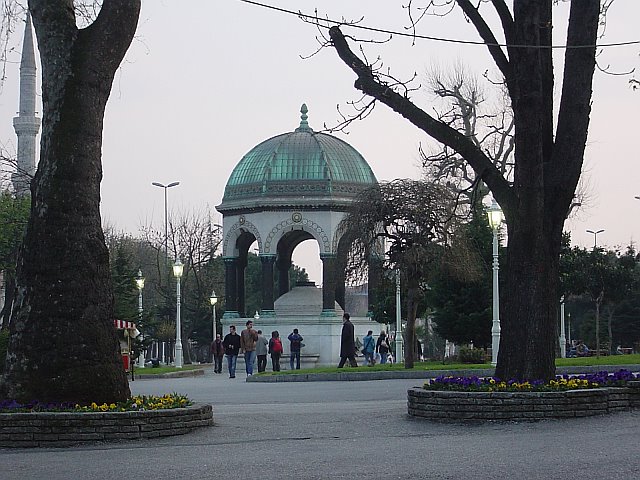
[338, 313, 358, 368]
[287, 328, 304, 370]
[376, 331, 390, 365]
[222, 325, 241, 378]
[210, 333, 225, 374]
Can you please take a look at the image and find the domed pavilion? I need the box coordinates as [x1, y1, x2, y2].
[216, 104, 380, 366]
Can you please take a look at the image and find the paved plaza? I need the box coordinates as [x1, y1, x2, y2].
[1, 369, 639, 479]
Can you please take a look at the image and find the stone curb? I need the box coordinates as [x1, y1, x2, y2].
[0, 403, 213, 448]
[133, 368, 205, 380]
[246, 364, 640, 383]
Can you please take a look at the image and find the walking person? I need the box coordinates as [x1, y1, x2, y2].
[362, 330, 376, 366]
[210, 333, 225, 374]
[268, 330, 283, 372]
[288, 328, 303, 370]
[256, 330, 269, 373]
[222, 325, 241, 378]
[240, 319, 259, 376]
[376, 330, 390, 365]
[338, 312, 358, 368]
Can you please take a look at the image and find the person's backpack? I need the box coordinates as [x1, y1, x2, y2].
[272, 338, 283, 354]
[291, 337, 301, 350]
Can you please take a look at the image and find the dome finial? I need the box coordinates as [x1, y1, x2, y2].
[295, 103, 312, 132]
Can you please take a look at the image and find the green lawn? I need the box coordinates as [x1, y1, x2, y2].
[256, 354, 640, 376]
[556, 354, 640, 367]
[132, 355, 640, 377]
[258, 361, 490, 376]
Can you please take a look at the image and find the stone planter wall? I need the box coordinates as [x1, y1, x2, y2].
[0, 404, 213, 448]
[408, 381, 640, 421]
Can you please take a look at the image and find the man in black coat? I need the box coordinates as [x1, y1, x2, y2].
[222, 325, 241, 378]
[338, 313, 358, 368]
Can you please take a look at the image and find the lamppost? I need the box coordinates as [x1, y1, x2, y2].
[152, 181, 180, 266]
[135, 269, 145, 368]
[395, 269, 402, 364]
[559, 295, 566, 358]
[487, 199, 504, 366]
[173, 259, 184, 368]
[209, 290, 218, 342]
[586, 229, 604, 249]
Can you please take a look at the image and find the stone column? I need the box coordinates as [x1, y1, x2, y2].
[223, 257, 239, 318]
[276, 257, 292, 297]
[260, 255, 276, 315]
[237, 256, 247, 318]
[321, 253, 337, 316]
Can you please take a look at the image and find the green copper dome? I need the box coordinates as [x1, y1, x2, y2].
[218, 105, 377, 212]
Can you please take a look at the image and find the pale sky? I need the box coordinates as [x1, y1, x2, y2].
[0, 1, 639, 283]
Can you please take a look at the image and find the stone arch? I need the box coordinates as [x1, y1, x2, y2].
[222, 219, 263, 257]
[264, 216, 330, 255]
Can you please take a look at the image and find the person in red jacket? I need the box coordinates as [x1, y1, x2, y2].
[268, 330, 283, 372]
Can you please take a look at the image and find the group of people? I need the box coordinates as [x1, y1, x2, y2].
[211, 312, 394, 377]
[210, 320, 305, 378]
[567, 340, 590, 358]
[338, 313, 393, 368]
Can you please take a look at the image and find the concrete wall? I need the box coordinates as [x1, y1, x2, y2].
[0, 404, 213, 448]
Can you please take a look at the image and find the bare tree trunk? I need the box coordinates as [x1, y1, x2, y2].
[594, 291, 603, 357]
[0, 1, 141, 404]
[329, 1, 600, 380]
[404, 284, 420, 369]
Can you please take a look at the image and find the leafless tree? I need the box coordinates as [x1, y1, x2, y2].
[324, 0, 602, 380]
[337, 179, 473, 368]
[140, 206, 223, 364]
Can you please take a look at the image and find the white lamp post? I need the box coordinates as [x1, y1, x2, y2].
[209, 290, 218, 342]
[395, 269, 402, 364]
[487, 199, 504, 366]
[135, 269, 145, 368]
[586, 228, 604, 249]
[173, 259, 184, 368]
[152, 181, 180, 267]
[559, 295, 566, 358]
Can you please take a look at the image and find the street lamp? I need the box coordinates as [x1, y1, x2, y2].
[487, 199, 504, 366]
[395, 269, 402, 364]
[559, 295, 566, 358]
[209, 290, 218, 342]
[152, 181, 180, 266]
[173, 258, 184, 368]
[586, 229, 604, 249]
[135, 269, 145, 368]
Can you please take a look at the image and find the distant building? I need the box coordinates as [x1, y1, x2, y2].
[1, 15, 39, 318]
[11, 13, 40, 196]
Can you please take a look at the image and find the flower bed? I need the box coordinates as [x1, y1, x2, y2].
[0, 393, 191, 413]
[408, 370, 640, 421]
[424, 370, 637, 392]
[0, 394, 213, 448]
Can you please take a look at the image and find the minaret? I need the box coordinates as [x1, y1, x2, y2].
[11, 13, 40, 196]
